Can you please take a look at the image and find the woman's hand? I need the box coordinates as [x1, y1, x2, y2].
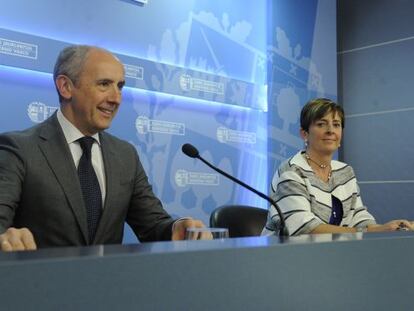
[367, 220, 414, 232]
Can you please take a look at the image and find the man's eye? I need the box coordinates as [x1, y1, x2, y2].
[97, 80, 112, 88]
[117, 82, 125, 91]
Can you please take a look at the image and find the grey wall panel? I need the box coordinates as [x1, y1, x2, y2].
[343, 110, 414, 180]
[339, 0, 414, 223]
[360, 183, 414, 224]
[341, 39, 414, 115]
[338, 0, 414, 51]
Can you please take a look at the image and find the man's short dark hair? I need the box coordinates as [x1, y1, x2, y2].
[53, 45, 101, 102]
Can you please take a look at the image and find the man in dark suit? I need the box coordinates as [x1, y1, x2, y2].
[0, 45, 204, 251]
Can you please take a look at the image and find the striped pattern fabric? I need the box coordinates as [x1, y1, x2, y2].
[262, 151, 376, 236]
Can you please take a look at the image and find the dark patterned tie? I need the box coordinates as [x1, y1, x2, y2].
[77, 136, 102, 244]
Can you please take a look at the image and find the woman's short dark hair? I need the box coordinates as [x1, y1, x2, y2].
[300, 98, 345, 132]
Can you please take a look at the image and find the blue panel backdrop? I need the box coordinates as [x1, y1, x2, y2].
[267, 0, 337, 179]
[0, 0, 336, 243]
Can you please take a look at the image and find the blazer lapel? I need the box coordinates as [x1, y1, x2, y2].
[93, 132, 122, 243]
[37, 114, 89, 243]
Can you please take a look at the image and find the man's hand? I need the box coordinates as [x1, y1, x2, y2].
[171, 218, 206, 240]
[0, 227, 37, 251]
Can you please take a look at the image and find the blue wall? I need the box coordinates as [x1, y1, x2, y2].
[338, 0, 414, 223]
[0, 0, 337, 242]
[267, 0, 337, 175]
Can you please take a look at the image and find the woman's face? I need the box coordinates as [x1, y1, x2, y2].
[301, 111, 343, 156]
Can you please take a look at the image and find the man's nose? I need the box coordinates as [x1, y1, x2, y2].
[108, 86, 122, 103]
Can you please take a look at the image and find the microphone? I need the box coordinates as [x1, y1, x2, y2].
[181, 143, 289, 236]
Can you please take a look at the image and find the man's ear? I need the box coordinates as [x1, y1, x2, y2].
[55, 75, 73, 101]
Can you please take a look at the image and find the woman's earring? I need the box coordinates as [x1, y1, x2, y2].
[304, 140, 308, 148]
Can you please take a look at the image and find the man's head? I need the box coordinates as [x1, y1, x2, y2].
[54, 45, 125, 136]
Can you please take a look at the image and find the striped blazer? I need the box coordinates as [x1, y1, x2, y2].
[262, 151, 376, 236]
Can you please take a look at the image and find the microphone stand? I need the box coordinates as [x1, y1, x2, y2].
[183, 144, 289, 237]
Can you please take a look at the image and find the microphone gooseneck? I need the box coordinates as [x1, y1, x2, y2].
[181, 143, 289, 237]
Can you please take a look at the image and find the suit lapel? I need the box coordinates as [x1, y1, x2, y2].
[94, 132, 122, 243]
[37, 114, 89, 243]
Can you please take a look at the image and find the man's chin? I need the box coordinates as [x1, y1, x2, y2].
[93, 121, 112, 133]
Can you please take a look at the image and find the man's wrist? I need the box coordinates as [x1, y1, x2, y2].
[172, 217, 193, 233]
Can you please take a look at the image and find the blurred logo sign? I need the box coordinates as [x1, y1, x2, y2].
[135, 116, 185, 135]
[124, 64, 144, 80]
[27, 102, 57, 123]
[0, 38, 38, 59]
[216, 126, 256, 144]
[179, 74, 224, 95]
[175, 169, 219, 187]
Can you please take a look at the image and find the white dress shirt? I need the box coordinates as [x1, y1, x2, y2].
[56, 109, 106, 205]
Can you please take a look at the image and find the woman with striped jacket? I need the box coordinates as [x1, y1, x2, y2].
[262, 98, 412, 236]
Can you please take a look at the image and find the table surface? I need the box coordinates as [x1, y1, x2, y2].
[0, 230, 412, 263]
[2, 231, 414, 311]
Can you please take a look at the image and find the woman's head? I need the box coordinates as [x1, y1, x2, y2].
[300, 98, 344, 155]
[300, 98, 344, 132]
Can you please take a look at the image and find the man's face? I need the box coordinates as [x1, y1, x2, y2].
[62, 49, 125, 136]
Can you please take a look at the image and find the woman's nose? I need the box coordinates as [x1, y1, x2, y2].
[325, 124, 333, 132]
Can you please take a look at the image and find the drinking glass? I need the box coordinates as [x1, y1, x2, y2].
[185, 227, 229, 240]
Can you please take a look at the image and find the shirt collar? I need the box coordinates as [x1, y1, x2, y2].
[56, 109, 100, 145]
[290, 150, 312, 171]
[290, 150, 346, 171]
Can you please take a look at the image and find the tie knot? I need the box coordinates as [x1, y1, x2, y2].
[78, 136, 95, 158]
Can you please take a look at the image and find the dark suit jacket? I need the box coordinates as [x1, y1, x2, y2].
[0, 113, 174, 248]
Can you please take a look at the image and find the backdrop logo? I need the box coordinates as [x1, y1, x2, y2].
[0, 38, 38, 59]
[27, 102, 58, 123]
[175, 169, 219, 187]
[179, 74, 224, 95]
[216, 126, 256, 144]
[135, 116, 185, 135]
[124, 64, 144, 80]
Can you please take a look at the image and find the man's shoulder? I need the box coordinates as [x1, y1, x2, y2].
[0, 122, 45, 144]
[2, 112, 58, 137]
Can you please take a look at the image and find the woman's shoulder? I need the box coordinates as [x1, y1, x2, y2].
[330, 160, 358, 187]
[331, 159, 354, 174]
[279, 151, 310, 172]
[275, 151, 310, 180]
